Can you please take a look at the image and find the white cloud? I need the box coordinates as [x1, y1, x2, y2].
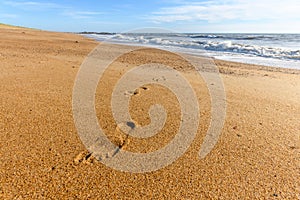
[3, 1, 62, 9]
[0, 13, 18, 19]
[62, 11, 105, 19]
[171, 20, 300, 33]
[149, 0, 300, 23]
[3, 1, 104, 19]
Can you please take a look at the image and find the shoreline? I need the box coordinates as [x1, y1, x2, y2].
[83, 35, 300, 75]
[1, 25, 299, 199]
[80, 33, 300, 70]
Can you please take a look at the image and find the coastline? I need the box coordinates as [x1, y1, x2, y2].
[82, 32, 300, 70]
[1, 25, 299, 199]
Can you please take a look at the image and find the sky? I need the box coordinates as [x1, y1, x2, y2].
[1, 0, 300, 33]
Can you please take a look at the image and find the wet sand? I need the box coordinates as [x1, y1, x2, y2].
[0, 25, 299, 199]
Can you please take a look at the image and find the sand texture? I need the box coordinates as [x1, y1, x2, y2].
[0, 25, 300, 199]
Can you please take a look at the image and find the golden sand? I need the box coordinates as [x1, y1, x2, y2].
[0, 25, 299, 199]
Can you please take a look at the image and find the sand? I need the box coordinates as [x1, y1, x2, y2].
[0, 25, 299, 199]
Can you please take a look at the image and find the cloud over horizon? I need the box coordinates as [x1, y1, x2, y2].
[148, 0, 300, 23]
[1, 0, 300, 32]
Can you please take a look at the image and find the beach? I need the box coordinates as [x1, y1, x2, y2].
[0, 25, 299, 199]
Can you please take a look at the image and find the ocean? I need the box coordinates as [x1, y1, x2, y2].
[83, 33, 300, 69]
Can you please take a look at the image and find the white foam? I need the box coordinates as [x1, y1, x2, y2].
[83, 33, 300, 69]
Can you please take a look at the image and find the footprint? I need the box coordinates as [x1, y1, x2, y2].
[124, 86, 149, 97]
[133, 86, 149, 96]
[74, 151, 94, 165]
[115, 123, 131, 148]
[133, 90, 139, 95]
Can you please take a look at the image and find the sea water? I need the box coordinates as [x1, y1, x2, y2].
[83, 33, 300, 69]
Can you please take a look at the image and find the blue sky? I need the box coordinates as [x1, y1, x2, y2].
[1, 0, 300, 33]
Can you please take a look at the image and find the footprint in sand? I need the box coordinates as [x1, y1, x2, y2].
[124, 86, 149, 96]
[74, 151, 94, 165]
